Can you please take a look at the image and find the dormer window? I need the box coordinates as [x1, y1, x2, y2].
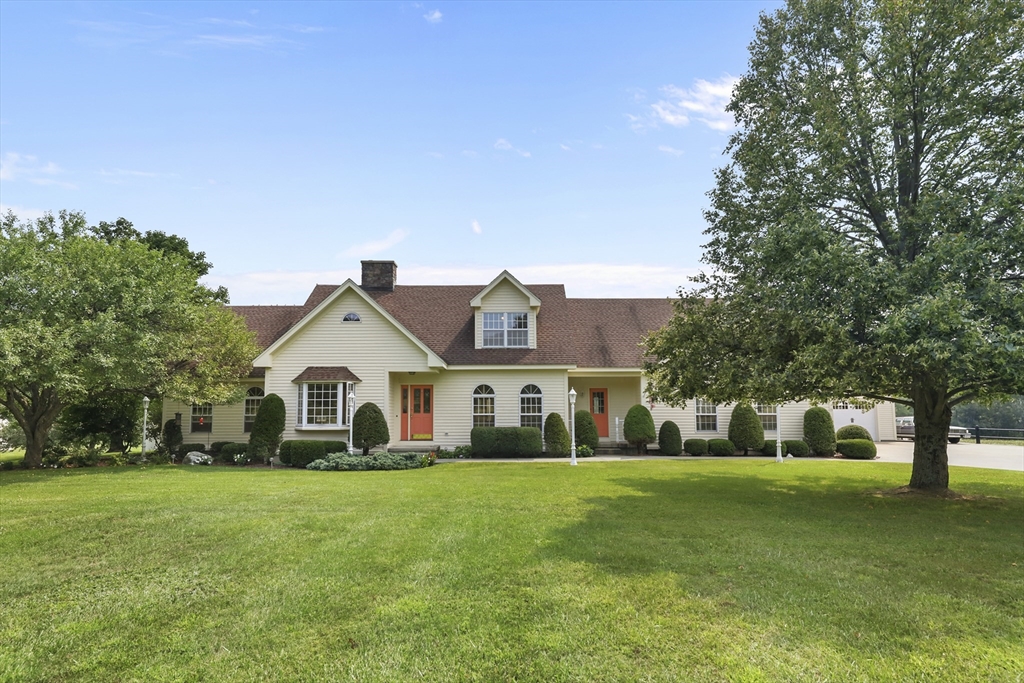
[342, 312, 361, 322]
[483, 312, 528, 347]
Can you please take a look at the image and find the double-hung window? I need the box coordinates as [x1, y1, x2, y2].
[755, 403, 778, 432]
[473, 385, 496, 428]
[243, 387, 264, 432]
[520, 384, 543, 430]
[695, 399, 717, 432]
[191, 403, 213, 432]
[296, 382, 352, 427]
[483, 312, 529, 348]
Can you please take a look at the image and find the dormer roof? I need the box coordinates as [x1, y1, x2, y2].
[469, 270, 542, 308]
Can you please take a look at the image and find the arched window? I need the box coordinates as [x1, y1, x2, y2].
[244, 386, 265, 432]
[520, 384, 543, 430]
[473, 385, 495, 428]
[342, 312, 361, 322]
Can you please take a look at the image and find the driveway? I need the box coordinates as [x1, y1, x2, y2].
[874, 441, 1023, 472]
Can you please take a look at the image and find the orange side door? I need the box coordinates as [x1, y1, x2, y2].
[591, 389, 608, 438]
[410, 385, 433, 440]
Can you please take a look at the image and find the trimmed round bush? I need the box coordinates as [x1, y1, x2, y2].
[321, 440, 348, 455]
[210, 441, 232, 454]
[286, 440, 327, 468]
[352, 402, 390, 455]
[248, 393, 285, 462]
[178, 442, 207, 457]
[658, 420, 683, 456]
[219, 442, 248, 463]
[470, 427, 543, 457]
[544, 413, 571, 456]
[573, 410, 599, 450]
[804, 407, 836, 457]
[836, 424, 873, 442]
[760, 437, 785, 457]
[728, 403, 765, 455]
[683, 438, 709, 456]
[837, 438, 877, 460]
[623, 404, 656, 454]
[707, 438, 736, 456]
[784, 440, 810, 457]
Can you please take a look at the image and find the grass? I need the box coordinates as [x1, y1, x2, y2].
[0, 448, 25, 463]
[1, 461, 1022, 682]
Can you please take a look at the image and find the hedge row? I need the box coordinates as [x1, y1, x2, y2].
[307, 452, 423, 471]
[837, 439, 877, 460]
[279, 440, 349, 468]
[470, 426, 543, 457]
[836, 424, 873, 441]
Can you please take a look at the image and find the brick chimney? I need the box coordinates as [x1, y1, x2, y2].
[361, 260, 397, 291]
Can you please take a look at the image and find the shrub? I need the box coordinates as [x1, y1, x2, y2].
[209, 441, 232, 455]
[278, 440, 293, 465]
[163, 419, 183, 455]
[623, 404, 656, 454]
[470, 427, 543, 458]
[544, 413, 571, 456]
[837, 439, 877, 460]
[248, 393, 285, 463]
[280, 440, 329, 468]
[307, 452, 423, 471]
[760, 438, 784, 456]
[784, 440, 810, 457]
[178, 443, 207, 457]
[658, 420, 683, 456]
[728, 403, 765, 455]
[220, 442, 248, 463]
[352, 402, 390, 455]
[573, 410, 599, 450]
[321, 440, 349, 455]
[452, 445, 473, 459]
[836, 424, 873, 442]
[707, 438, 736, 456]
[576, 444, 595, 457]
[803, 407, 837, 457]
[684, 438, 709, 456]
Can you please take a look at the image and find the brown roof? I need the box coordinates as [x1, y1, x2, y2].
[292, 366, 362, 383]
[230, 283, 675, 368]
[567, 298, 674, 367]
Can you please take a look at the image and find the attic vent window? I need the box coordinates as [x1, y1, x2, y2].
[342, 312, 361, 322]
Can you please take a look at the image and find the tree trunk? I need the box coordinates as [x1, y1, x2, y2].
[909, 380, 951, 490]
[3, 386, 63, 469]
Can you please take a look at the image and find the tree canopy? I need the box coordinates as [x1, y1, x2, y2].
[0, 210, 259, 467]
[643, 0, 1023, 490]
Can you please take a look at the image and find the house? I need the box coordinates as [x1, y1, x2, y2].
[162, 261, 896, 450]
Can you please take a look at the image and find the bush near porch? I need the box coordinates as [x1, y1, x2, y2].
[470, 426, 543, 458]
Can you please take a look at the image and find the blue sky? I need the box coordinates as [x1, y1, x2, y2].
[1, 1, 779, 303]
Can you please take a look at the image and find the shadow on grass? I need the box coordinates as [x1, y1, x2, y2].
[538, 471, 1024, 656]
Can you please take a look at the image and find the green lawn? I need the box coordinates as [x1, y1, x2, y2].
[2, 461, 1021, 682]
[0, 448, 25, 463]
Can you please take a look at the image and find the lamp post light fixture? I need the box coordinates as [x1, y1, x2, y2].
[141, 396, 150, 461]
[348, 388, 357, 453]
[776, 426, 784, 464]
[568, 387, 577, 466]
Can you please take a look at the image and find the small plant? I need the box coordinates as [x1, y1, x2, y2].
[352, 403, 390, 455]
[837, 439, 877, 460]
[233, 451, 250, 465]
[544, 412, 572, 456]
[836, 424, 872, 442]
[573, 410, 600, 450]
[683, 438, 709, 456]
[728, 403, 765, 455]
[221, 442, 248, 463]
[804, 407, 836, 457]
[658, 420, 683, 456]
[707, 438, 736, 456]
[452, 445, 473, 459]
[420, 452, 437, 468]
[623, 404, 656, 454]
[576, 444, 595, 457]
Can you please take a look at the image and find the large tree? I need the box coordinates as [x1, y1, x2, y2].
[644, 0, 1023, 490]
[0, 211, 259, 467]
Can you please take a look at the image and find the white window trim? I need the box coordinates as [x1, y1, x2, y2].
[190, 402, 213, 433]
[472, 385, 496, 429]
[519, 384, 543, 431]
[755, 403, 778, 432]
[695, 399, 718, 432]
[482, 311, 529, 348]
[243, 387, 264, 433]
[295, 382, 352, 430]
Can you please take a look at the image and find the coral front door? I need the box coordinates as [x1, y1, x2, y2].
[401, 385, 433, 440]
[590, 388, 608, 438]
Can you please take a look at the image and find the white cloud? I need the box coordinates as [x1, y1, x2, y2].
[461, 150, 478, 157]
[0, 203, 48, 220]
[658, 145, 684, 157]
[341, 229, 409, 258]
[208, 262, 700, 305]
[650, 75, 739, 132]
[424, 9, 443, 23]
[471, 220, 482, 234]
[493, 138, 531, 157]
[559, 143, 572, 151]
[0, 152, 76, 188]
[427, 151, 444, 159]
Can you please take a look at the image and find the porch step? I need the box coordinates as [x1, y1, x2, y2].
[594, 447, 629, 455]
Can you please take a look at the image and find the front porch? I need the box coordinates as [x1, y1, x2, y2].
[566, 370, 643, 447]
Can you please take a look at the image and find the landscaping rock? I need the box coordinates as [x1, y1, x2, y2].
[183, 452, 213, 465]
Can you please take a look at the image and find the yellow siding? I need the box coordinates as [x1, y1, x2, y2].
[263, 288, 431, 443]
[876, 401, 897, 441]
[389, 369, 568, 448]
[161, 384, 263, 446]
[566, 376, 642, 443]
[475, 279, 538, 349]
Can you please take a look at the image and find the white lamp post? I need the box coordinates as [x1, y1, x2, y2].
[775, 420, 784, 463]
[141, 396, 150, 461]
[348, 387, 357, 453]
[568, 387, 577, 466]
